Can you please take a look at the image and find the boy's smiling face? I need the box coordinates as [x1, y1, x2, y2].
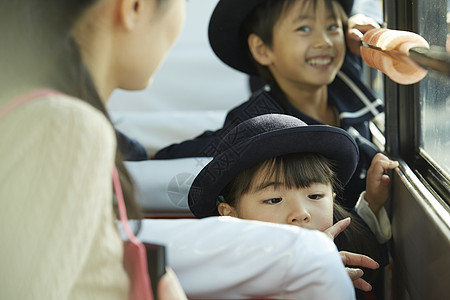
[259, 0, 346, 90]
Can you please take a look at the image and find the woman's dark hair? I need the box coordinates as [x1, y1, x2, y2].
[218, 152, 383, 270]
[0, 0, 152, 219]
[241, 0, 348, 89]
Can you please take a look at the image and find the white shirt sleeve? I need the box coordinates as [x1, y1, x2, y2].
[355, 191, 392, 243]
[137, 216, 356, 300]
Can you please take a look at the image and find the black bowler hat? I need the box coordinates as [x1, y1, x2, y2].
[208, 0, 354, 75]
[188, 114, 359, 218]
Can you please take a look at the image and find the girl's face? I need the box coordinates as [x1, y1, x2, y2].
[219, 165, 335, 232]
[117, 0, 186, 90]
[263, 0, 346, 90]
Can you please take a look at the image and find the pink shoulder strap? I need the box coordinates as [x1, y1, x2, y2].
[0, 88, 63, 119]
[113, 165, 141, 243]
[113, 165, 154, 300]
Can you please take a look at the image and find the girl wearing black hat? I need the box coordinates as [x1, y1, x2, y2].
[189, 114, 399, 296]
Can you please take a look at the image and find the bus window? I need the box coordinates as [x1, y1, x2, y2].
[418, 0, 450, 177]
[416, 0, 450, 203]
[381, 0, 450, 205]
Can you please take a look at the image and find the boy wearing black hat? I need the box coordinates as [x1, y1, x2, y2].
[155, 0, 383, 213]
[189, 114, 398, 296]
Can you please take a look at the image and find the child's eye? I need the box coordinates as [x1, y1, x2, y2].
[296, 26, 311, 33]
[328, 24, 340, 31]
[263, 198, 283, 204]
[308, 194, 323, 200]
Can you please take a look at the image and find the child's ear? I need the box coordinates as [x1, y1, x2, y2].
[217, 203, 238, 217]
[248, 33, 273, 66]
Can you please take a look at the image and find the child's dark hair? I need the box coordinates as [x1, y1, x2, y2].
[217, 152, 383, 266]
[241, 0, 349, 88]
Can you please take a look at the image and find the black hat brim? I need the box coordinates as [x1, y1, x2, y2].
[189, 125, 359, 218]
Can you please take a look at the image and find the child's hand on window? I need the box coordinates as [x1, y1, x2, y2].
[365, 153, 399, 216]
[346, 14, 380, 56]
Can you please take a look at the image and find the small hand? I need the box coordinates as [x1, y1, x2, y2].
[340, 251, 380, 292]
[365, 153, 399, 216]
[346, 14, 380, 56]
[323, 217, 351, 240]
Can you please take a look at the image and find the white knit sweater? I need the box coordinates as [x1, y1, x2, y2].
[0, 94, 129, 299]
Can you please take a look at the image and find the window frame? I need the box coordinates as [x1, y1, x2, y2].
[383, 0, 450, 205]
